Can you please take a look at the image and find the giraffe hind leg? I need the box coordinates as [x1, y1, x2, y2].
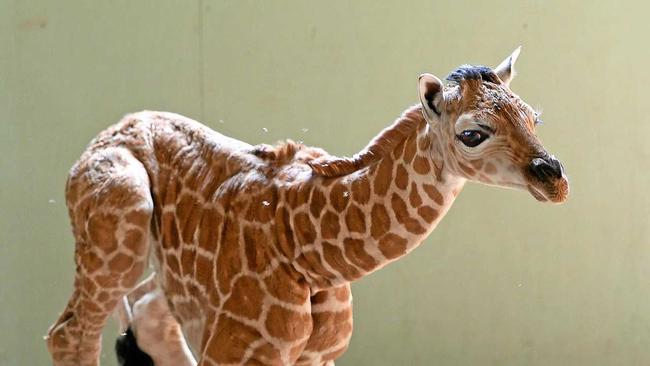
[116, 275, 197, 366]
[46, 147, 153, 366]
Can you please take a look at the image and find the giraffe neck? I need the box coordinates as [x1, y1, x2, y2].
[286, 106, 466, 290]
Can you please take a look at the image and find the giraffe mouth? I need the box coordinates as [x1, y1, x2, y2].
[527, 177, 570, 204]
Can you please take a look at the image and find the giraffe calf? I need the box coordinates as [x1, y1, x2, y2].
[47, 48, 568, 365]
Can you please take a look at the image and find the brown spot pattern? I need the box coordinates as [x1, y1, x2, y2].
[320, 210, 341, 240]
[322, 242, 360, 281]
[309, 188, 326, 217]
[372, 158, 393, 196]
[391, 193, 425, 234]
[160, 212, 180, 250]
[216, 217, 242, 294]
[343, 238, 376, 271]
[198, 208, 221, 252]
[409, 182, 423, 207]
[265, 305, 312, 341]
[413, 156, 431, 174]
[293, 212, 316, 245]
[345, 204, 366, 233]
[392, 137, 406, 159]
[123, 229, 145, 255]
[276, 206, 296, 258]
[306, 309, 353, 352]
[459, 163, 476, 177]
[403, 135, 417, 163]
[395, 164, 409, 190]
[351, 177, 371, 204]
[108, 253, 133, 272]
[195, 254, 213, 290]
[223, 276, 265, 320]
[180, 248, 195, 277]
[423, 184, 445, 206]
[329, 183, 350, 212]
[378, 233, 408, 259]
[417, 206, 439, 223]
[87, 213, 118, 253]
[264, 264, 309, 305]
[125, 210, 150, 227]
[207, 315, 261, 363]
[176, 194, 202, 243]
[370, 203, 391, 239]
[243, 225, 268, 273]
[299, 250, 336, 282]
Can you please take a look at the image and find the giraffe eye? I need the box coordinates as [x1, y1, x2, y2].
[457, 130, 489, 147]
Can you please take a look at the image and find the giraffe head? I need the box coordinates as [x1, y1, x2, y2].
[417, 48, 569, 203]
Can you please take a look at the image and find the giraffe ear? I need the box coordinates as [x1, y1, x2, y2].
[494, 46, 521, 86]
[418, 73, 444, 123]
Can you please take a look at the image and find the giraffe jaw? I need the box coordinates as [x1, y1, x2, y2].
[526, 177, 570, 204]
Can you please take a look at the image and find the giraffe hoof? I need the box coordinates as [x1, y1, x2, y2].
[115, 326, 154, 366]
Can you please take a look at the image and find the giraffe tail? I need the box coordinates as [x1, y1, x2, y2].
[115, 326, 155, 366]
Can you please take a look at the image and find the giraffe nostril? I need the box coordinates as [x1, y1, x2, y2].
[530, 157, 563, 181]
[550, 157, 564, 178]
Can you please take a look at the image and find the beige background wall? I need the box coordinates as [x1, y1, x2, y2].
[2, 1, 649, 365]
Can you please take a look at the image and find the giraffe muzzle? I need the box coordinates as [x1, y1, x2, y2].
[526, 155, 569, 203]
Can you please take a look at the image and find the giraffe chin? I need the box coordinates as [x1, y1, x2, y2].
[527, 178, 569, 204]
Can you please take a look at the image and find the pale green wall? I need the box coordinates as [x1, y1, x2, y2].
[2, 1, 650, 365]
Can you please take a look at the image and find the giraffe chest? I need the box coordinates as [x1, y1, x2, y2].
[152, 192, 315, 336]
[151, 166, 280, 301]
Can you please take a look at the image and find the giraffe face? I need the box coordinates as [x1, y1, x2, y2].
[446, 87, 568, 203]
[418, 48, 569, 203]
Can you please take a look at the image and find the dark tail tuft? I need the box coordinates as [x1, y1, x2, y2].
[115, 327, 155, 366]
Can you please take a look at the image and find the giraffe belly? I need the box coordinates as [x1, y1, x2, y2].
[156, 273, 207, 357]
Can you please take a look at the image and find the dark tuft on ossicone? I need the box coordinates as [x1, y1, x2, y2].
[446, 65, 500, 84]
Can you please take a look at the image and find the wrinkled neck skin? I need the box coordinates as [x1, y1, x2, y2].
[288, 107, 466, 291]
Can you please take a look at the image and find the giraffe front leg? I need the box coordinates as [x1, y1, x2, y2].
[296, 284, 353, 366]
[197, 311, 313, 366]
[197, 272, 315, 365]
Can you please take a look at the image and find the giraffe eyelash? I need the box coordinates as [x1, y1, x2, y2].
[476, 123, 495, 133]
[534, 110, 543, 126]
[534, 107, 543, 125]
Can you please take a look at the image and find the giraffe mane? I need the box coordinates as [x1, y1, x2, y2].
[250, 140, 329, 166]
[308, 105, 425, 177]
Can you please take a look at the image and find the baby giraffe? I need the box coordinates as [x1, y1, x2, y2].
[46, 48, 569, 366]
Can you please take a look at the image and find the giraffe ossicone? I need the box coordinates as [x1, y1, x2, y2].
[46, 48, 568, 366]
